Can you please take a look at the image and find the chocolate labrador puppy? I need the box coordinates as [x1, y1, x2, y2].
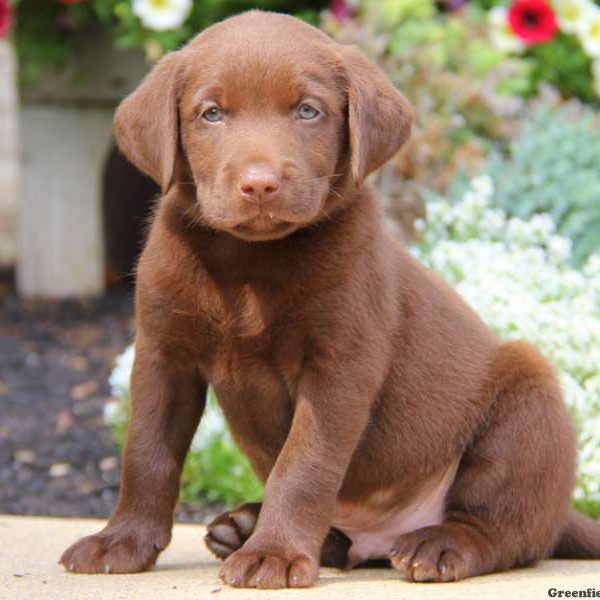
[60, 10, 600, 588]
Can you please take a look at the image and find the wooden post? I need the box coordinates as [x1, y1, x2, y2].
[17, 106, 112, 298]
[0, 40, 18, 267]
[16, 33, 148, 299]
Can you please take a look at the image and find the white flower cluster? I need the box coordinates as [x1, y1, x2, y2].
[103, 344, 135, 427]
[133, 0, 192, 32]
[413, 175, 600, 507]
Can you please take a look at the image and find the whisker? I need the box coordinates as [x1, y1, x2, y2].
[328, 186, 343, 200]
[318, 205, 333, 222]
[182, 203, 208, 230]
[305, 173, 343, 183]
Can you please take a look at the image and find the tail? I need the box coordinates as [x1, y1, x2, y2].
[553, 509, 600, 558]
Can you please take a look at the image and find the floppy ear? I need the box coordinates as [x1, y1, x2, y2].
[114, 52, 183, 192]
[340, 46, 413, 183]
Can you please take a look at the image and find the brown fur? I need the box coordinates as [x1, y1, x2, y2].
[60, 11, 600, 587]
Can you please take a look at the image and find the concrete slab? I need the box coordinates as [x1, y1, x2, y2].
[1, 515, 598, 600]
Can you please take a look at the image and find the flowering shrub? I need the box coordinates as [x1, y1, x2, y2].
[14, 0, 600, 105]
[414, 175, 600, 518]
[488, 0, 600, 102]
[328, 0, 600, 104]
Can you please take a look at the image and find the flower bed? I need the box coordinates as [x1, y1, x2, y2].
[8, 1, 600, 103]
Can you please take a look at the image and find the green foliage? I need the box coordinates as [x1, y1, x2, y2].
[15, 0, 328, 85]
[180, 389, 263, 506]
[527, 34, 596, 105]
[362, 0, 436, 26]
[468, 0, 509, 8]
[15, 0, 80, 85]
[484, 105, 600, 264]
[576, 497, 600, 521]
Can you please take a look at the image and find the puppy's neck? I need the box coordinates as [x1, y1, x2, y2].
[159, 184, 382, 285]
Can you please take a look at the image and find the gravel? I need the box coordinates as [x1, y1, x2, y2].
[0, 275, 218, 523]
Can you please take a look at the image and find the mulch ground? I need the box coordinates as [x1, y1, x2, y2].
[0, 272, 214, 523]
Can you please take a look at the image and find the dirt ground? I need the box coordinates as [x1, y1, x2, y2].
[0, 272, 213, 523]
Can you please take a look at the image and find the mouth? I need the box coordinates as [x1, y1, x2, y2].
[231, 214, 299, 241]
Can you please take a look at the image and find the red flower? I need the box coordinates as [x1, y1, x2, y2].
[0, 0, 11, 39]
[508, 0, 558, 46]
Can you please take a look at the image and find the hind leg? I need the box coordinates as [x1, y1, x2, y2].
[391, 341, 576, 582]
[205, 503, 351, 568]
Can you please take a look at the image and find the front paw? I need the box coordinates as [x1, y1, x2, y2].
[60, 521, 171, 574]
[219, 546, 318, 589]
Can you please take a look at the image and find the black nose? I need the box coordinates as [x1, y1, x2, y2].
[239, 166, 281, 203]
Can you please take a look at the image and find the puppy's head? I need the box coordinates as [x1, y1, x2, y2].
[115, 11, 412, 241]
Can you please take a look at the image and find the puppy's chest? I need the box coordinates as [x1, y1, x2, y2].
[182, 284, 305, 471]
[167, 279, 304, 386]
[210, 283, 271, 341]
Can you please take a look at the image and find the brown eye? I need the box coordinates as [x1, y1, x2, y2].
[297, 103, 320, 120]
[202, 106, 224, 122]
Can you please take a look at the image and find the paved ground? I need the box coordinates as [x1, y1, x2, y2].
[2, 515, 598, 600]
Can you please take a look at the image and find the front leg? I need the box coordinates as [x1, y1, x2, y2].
[60, 334, 206, 573]
[219, 369, 378, 589]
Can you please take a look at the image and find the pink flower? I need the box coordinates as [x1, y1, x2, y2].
[0, 0, 11, 39]
[331, 0, 357, 21]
